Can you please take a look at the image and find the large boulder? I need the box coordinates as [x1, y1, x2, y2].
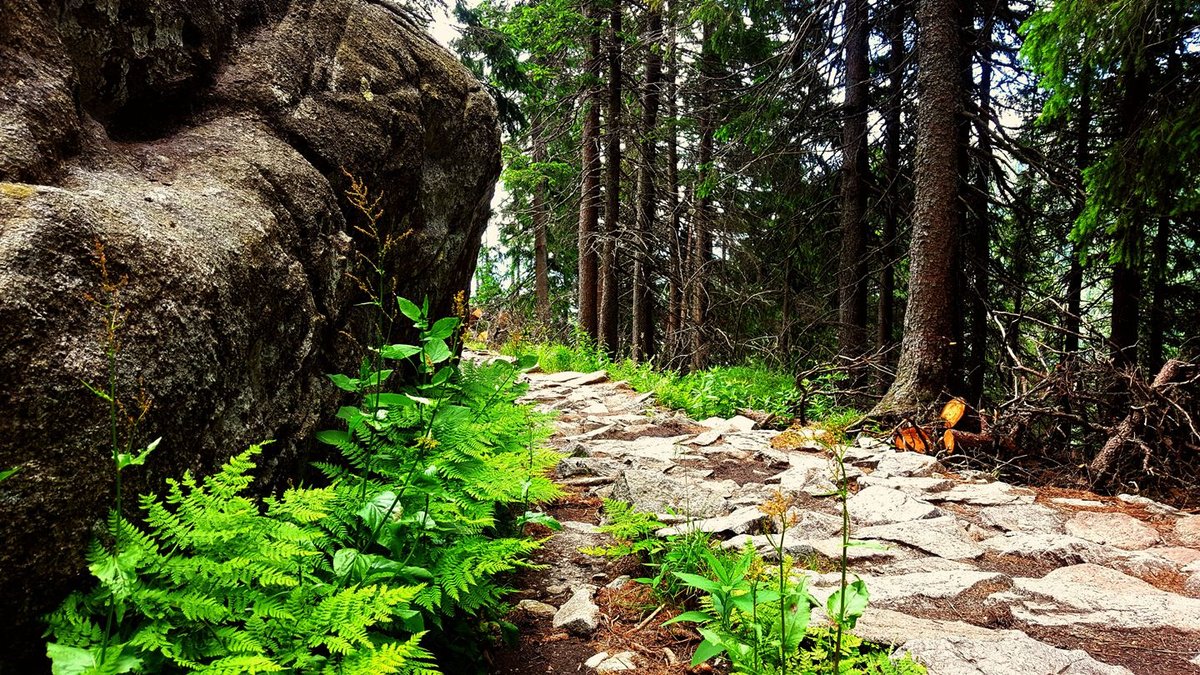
[0, 0, 500, 667]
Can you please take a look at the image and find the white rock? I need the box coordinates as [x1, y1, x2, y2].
[894, 631, 1132, 675]
[874, 451, 939, 477]
[863, 570, 1007, 606]
[686, 429, 723, 446]
[609, 469, 730, 518]
[516, 599, 558, 616]
[1176, 516, 1200, 547]
[582, 402, 610, 415]
[562, 520, 602, 534]
[1117, 493, 1182, 516]
[857, 516, 985, 560]
[552, 587, 600, 635]
[655, 505, 768, 537]
[1006, 563, 1200, 630]
[978, 504, 1066, 535]
[1065, 511, 1160, 550]
[584, 652, 609, 668]
[857, 474, 956, 495]
[1051, 497, 1108, 508]
[594, 651, 637, 672]
[926, 481, 1036, 506]
[847, 485, 944, 526]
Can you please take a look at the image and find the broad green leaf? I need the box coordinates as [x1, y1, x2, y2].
[423, 339, 452, 365]
[662, 610, 715, 626]
[328, 373, 360, 392]
[672, 572, 722, 594]
[380, 343, 422, 360]
[48, 642, 142, 675]
[826, 578, 870, 629]
[426, 317, 459, 341]
[692, 632, 727, 665]
[314, 430, 350, 447]
[515, 354, 539, 371]
[0, 466, 20, 482]
[357, 491, 398, 530]
[397, 297, 424, 324]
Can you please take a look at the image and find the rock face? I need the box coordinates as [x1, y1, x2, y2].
[0, 1, 500, 667]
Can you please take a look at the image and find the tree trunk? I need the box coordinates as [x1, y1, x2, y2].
[664, 8, 683, 365]
[1147, 217, 1171, 372]
[598, 0, 623, 355]
[966, 4, 994, 404]
[690, 20, 716, 373]
[631, 4, 661, 363]
[873, 0, 963, 415]
[878, 0, 906, 359]
[577, 0, 602, 340]
[837, 0, 870, 377]
[1064, 69, 1091, 357]
[533, 127, 550, 326]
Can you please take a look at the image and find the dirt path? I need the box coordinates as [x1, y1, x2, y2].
[478, 353, 1200, 675]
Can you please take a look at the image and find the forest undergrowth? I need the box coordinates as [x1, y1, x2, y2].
[42, 184, 564, 675]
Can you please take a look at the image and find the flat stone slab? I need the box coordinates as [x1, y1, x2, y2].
[815, 570, 1006, 607]
[858, 474, 956, 496]
[1004, 563, 1200, 630]
[874, 451, 939, 477]
[857, 516, 985, 560]
[656, 505, 768, 537]
[1065, 511, 1160, 550]
[848, 485, 944, 526]
[894, 631, 1132, 675]
[978, 504, 1066, 535]
[610, 468, 730, 518]
[926, 481, 1036, 506]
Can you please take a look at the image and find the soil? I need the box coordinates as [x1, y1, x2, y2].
[677, 453, 787, 486]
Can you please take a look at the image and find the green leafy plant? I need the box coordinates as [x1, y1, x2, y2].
[314, 296, 561, 653]
[45, 446, 437, 675]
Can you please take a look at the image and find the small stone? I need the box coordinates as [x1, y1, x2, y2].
[1117, 493, 1182, 516]
[515, 599, 557, 616]
[585, 652, 609, 669]
[1065, 511, 1160, 550]
[687, 429, 723, 446]
[605, 575, 632, 589]
[552, 587, 600, 636]
[545, 584, 568, 595]
[569, 370, 610, 386]
[562, 520, 602, 534]
[594, 651, 637, 672]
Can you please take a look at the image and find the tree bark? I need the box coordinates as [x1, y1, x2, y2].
[690, 20, 716, 373]
[878, 0, 906, 359]
[631, 3, 662, 362]
[577, 0, 603, 340]
[1064, 70, 1090, 356]
[1147, 217, 1171, 371]
[837, 0, 870, 376]
[966, 3, 995, 404]
[873, 0, 963, 415]
[533, 125, 550, 326]
[664, 8, 683, 365]
[598, 0, 623, 355]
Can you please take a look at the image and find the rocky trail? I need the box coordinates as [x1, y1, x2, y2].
[477, 353, 1200, 674]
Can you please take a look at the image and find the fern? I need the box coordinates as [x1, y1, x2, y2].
[45, 446, 432, 674]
